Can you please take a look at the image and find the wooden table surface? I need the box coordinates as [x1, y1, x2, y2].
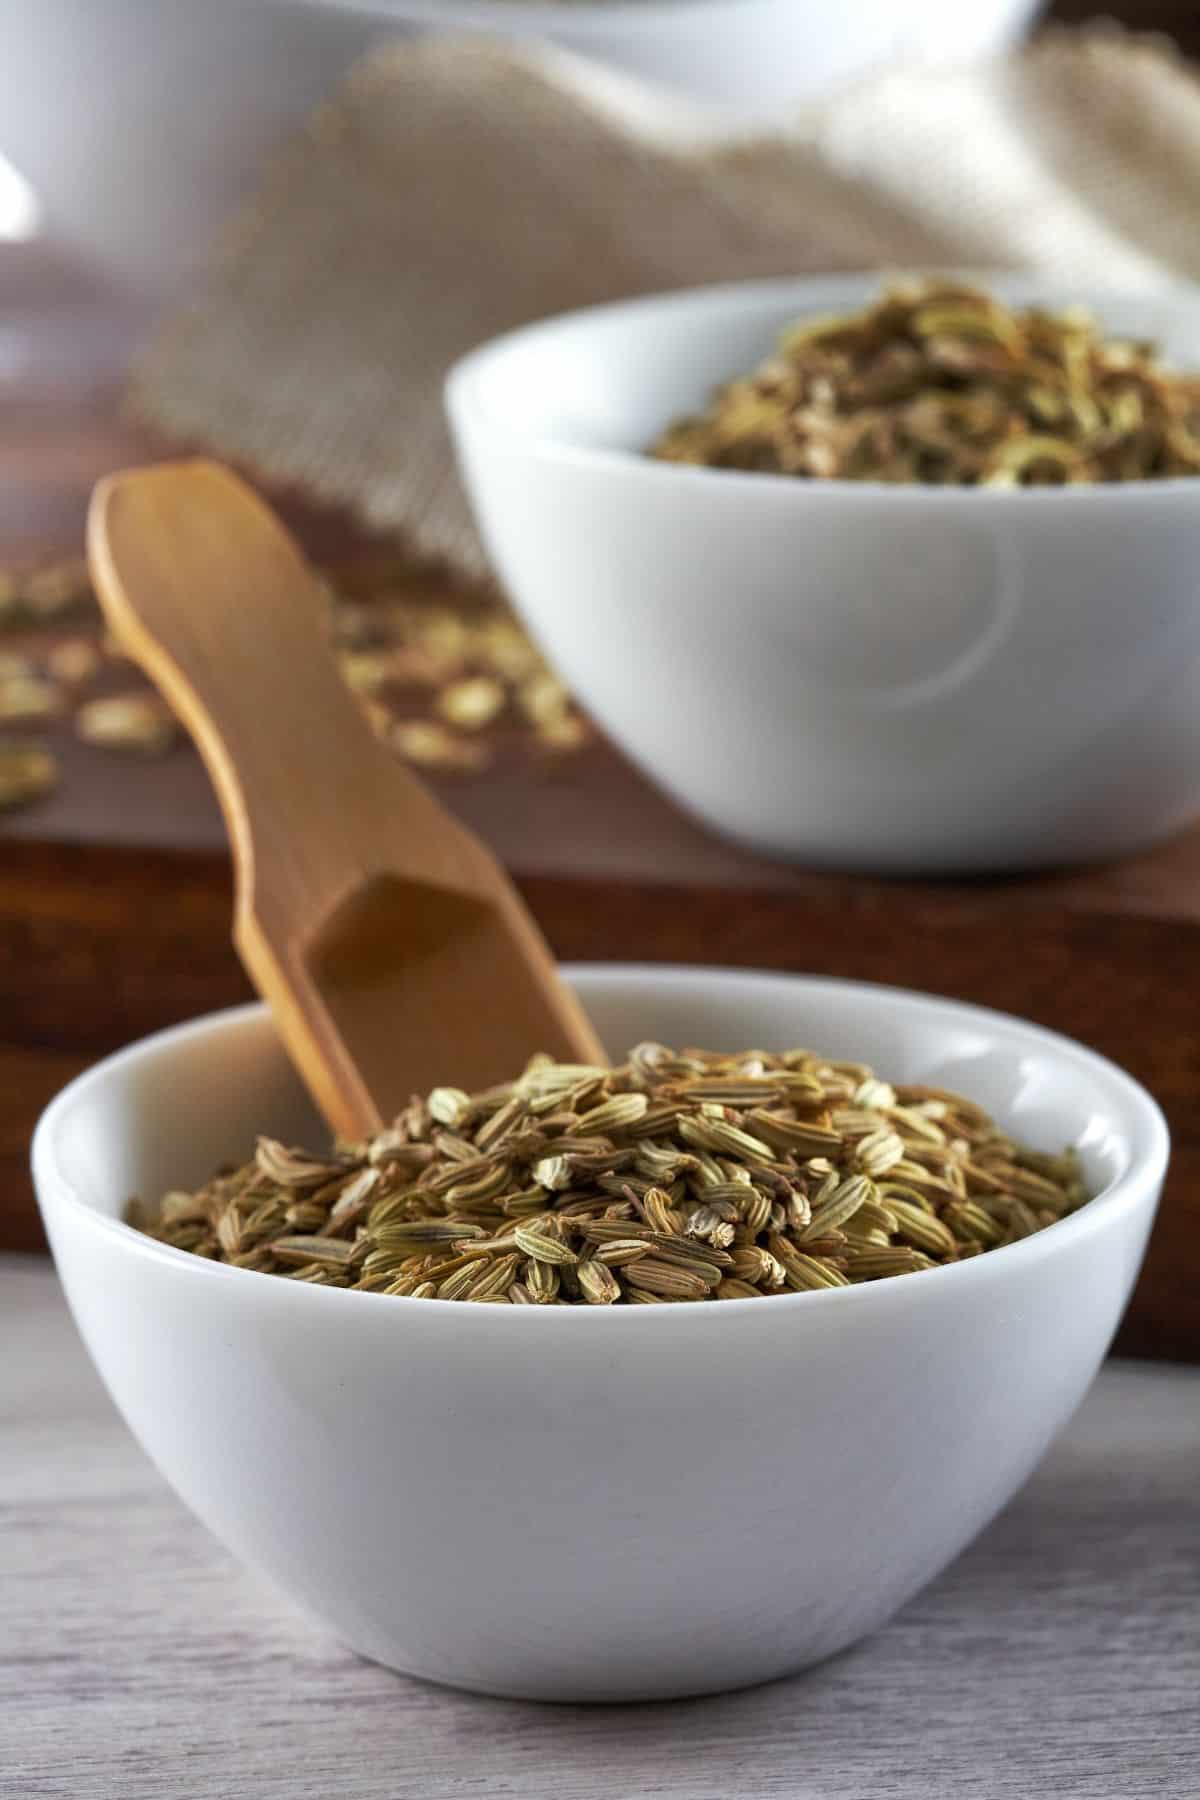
[1, 240, 1199, 1359]
[3, 1252, 1196, 1799]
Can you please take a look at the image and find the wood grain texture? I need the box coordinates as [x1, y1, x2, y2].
[2, 251, 1200, 1358]
[2, 846, 1197, 1359]
[2, 1255, 1197, 1800]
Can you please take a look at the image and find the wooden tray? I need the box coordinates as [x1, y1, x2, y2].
[3, 245, 1196, 1358]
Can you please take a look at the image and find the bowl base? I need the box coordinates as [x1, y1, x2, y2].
[342, 1625, 878, 1706]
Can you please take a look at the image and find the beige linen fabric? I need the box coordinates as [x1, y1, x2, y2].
[132, 28, 1200, 578]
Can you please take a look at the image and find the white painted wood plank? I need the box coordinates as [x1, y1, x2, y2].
[3, 1255, 1197, 1799]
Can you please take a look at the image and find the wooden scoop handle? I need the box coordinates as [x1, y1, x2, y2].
[87, 461, 483, 926]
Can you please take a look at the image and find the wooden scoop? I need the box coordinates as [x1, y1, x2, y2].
[86, 460, 605, 1141]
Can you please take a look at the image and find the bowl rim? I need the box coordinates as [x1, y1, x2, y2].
[32, 965, 1169, 1326]
[445, 270, 1200, 502]
[310, 0, 780, 27]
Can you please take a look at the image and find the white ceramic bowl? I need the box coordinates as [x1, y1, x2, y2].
[33, 966, 1165, 1702]
[341, 0, 1043, 110]
[0, 0, 1041, 297]
[447, 274, 1200, 874]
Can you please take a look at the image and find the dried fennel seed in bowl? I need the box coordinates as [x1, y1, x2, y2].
[129, 1043, 1086, 1304]
[650, 279, 1200, 487]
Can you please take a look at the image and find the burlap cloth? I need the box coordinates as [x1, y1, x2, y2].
[132, 27, 1200, 580]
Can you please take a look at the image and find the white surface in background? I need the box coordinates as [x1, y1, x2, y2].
[0, 151, 40, 240]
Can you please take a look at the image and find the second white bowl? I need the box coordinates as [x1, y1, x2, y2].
[447, 275, 1200, 874]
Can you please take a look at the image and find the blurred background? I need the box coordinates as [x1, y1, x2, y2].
[0, 2, 1194, 289]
